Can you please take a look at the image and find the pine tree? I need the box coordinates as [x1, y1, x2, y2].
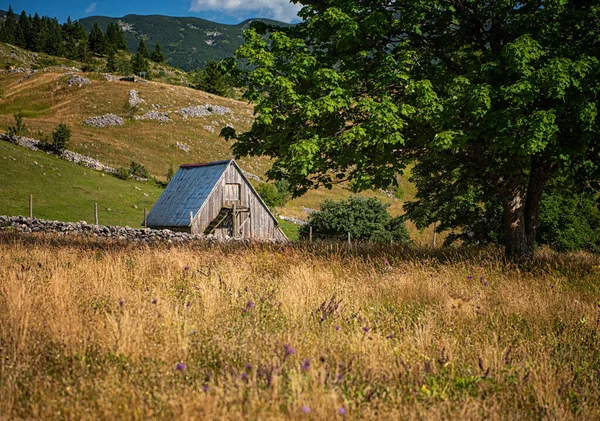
[45, 17, 64, 57]
[0, 6, 21, 45]
[136, 38, 149, 59]
[106, 46, 118, 73]
[75, 23, 90, 62]
[30, 13, 43, 51]
[116, 25, 127, 51]
[88, 22, 106, 55]
[150, 42, 164, 63]
[131, 48, 149, 75]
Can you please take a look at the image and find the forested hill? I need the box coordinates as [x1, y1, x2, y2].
[78, 15, 291, 71]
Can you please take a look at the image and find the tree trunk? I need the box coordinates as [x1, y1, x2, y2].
[500, 180, 535, 262]
[498, 160, 553, 262]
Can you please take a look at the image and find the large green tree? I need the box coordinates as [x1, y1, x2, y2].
[223, 0, 600, 261]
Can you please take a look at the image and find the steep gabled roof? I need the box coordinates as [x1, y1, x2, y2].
[146, 160, 231, 227]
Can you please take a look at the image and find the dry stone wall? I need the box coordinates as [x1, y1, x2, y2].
[0, 216, 256, 243]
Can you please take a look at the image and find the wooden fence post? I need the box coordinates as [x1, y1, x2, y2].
[29, 194, 32, 218]
[94, 203, 99, 225]
[432, 221, 437, 247]
[144, 208, 147, 228]
[309, 226, 313, 244]
[347, 232, 351, 247]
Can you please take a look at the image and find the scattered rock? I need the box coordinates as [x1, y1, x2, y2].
[83, 114, 124, 128]
[128, 90, 144, 108]
[119, 76, 148, 84]
[176, 142, 191, 153]
[303, 207, 317, 215]
[279, 215, 308, 226]
[135, 111, 171, 123]
[177, 104, 233, 118]
[0, 133, 117, 173]
[66, 74, 91, 87]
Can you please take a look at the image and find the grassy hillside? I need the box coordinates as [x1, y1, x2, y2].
[79, 15, 292, 72]
[0, 141, 162, 226]
[1, 236, 598, 419]
[0, 42, 437, 242]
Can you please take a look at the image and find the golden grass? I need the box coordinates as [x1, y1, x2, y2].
[0, 233, 599, 420]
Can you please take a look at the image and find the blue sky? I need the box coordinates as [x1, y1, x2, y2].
[1, 0, 302, 24]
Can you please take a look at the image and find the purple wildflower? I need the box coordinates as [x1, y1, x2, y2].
[241, 372, 248, 380]
[301, 406, 311, 414]
[339, 407, 347, 416]
[176, 362, 186, 371]
[119, 299, 124, 307]
[335, 326, 340, 331]
[184, 265, 190, 271]
[152, 298, 158, 304]
[284, 343, 295, 357]
[337, 373, 344, 381]
[301, 359, 311, 371]
[386, 334, 393, 339]
[483, 281, 488, 287]
[385, 259, 390, 266]
[246, 300, 255, 309]
[467, 275, 473, 280]
[443, 283, 447, 287]
[191, 329, 198, 335]
[202, 384, 209, 392]
[363, 326, 370, 333]
[186, 302, 191, 308]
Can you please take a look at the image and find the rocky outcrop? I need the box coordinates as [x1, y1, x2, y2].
[83, 114, 124, 128]
[128, 90, 144, 108]
[177, 104, 232, 118]
[67, 74, 91, 87]
[135, 111, 171, 123]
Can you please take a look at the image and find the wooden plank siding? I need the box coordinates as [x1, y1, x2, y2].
[191, 163, 287, 241]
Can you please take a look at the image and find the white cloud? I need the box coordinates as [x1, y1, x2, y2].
[85, 2, 97, 14]
[189, 0, 301, 23]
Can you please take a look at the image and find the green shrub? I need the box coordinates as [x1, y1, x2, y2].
[299, 196, 410, 244]
[7, 112, 27, 137]
[387, 216, 410, 243]
[39, 123, 70, 155]
[256, 183, 283, 208]
[115, 167, 132, 180]
[129, 161, 149, 179]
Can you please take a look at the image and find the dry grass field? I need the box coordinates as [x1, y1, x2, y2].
[1, 232, 599, 420]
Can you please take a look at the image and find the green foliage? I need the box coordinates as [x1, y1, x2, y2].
[150, 42, 165, 63]
[255, 179, 293, 209]
[7, 111, 27, 137]
[166, 164, 174, 183]
[255, 183, 284, 209]
[88, 23, 106, 55]
[192, 59, 229, 97]
[299, 196, 409, 244]
[129, 161, 149, 179]
[225, 1, 600, 260]
[115, 166, 132, 180]
[131, 51, 149, 75]
[106, 47, 117, 73]
[386, 216, 410, 244]
[39, 123, 71, 155]
[136, 39, 149, 59]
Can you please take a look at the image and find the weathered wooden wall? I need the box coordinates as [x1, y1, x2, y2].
[191, 164, 286, 241]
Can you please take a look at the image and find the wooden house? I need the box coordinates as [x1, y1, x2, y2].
[146, 160, 287, 241]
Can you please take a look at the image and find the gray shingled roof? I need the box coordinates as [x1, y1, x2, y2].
[146, 160, 231, 228]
